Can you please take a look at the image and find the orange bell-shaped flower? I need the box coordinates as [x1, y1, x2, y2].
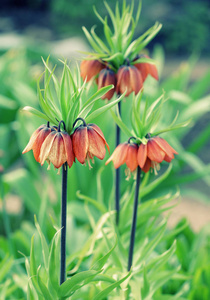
[134, 54, 159, 82]
[116, 65, 143, 97]
[22, 123, 54, 162]
[97, 68, 116, 100]
[80, 58, 105, 82]
[106, 141, 138, 172]
[39, 121, 74, 169]
[137, 136, 178, 173]
[72, 119, 109, 167]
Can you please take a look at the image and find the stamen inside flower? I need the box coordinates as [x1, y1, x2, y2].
[151, 161, 160, 175]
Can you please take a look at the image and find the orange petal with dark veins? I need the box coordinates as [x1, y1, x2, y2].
[32, 127, 52, 162]
[129, 66, 143, 95]
[147, 139, 165, 163]
[87, 127, 106, 160]
[89, 124, 110, 153]
[72, 126, 88, 164]
[126, 144, 138, 172]
[148, 63, 159, 80]
[47, 133, 67, 169]
[22, 125, 46, 154]
[141, 157, 152, 173]
[106, 143, 128, 169]
[155, 136, 177, 155]
[116, 66, 132, 96]
[137, 143, 148, 169]
[62, 132, 74, 168]
[40, 131, 57, 166]
[134, 62, 150, 82]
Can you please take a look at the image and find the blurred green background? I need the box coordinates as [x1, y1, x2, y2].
[0, 1, 210, 298]
[0, 0, 209, 56]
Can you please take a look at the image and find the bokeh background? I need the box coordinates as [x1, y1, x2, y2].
[0, 1, 210, 298]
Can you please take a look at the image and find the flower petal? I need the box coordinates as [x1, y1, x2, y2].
[98, 69, 116, 100]
[148, 63, 159, 80]
[141, 157, 151, 173]
[116, 66, 132, 96]
[147, 139, 165, 163]
[32, 127, 52, 162]
[137, 143, 148, 168]
[134, 62, 149, 82]
[62, 132, 74, 168]
[106, 143, 128, 169]
[72, 126, 88, 164]
[80, 59, 105, 82]
[129, 66, 143, 94]
[87, 127, 106, 160]
[126, 144, 138, 172]
[89, 124, 110, 153]
[47, 133, 67, 168]
[153, 136, 178, 159]
[40, 131, 57, 166]
[22, 125, 46, 154]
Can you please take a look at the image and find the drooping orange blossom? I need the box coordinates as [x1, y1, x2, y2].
[106, 136, 178, 174]
[72, 122, 110, 168]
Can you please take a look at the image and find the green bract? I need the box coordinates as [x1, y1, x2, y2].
[82, 0, 162, 70]
[22, 57, 125, 133]
[110, 90, 190, 142]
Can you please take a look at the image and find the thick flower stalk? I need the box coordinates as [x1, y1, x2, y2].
[72, 118, 110, 168]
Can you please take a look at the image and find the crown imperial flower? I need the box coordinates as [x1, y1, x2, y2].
[39, 121, 74, 170]
[22, 123, 54, 162]
[116, 65, 143, 96]
[97, 68, 116, 100]
[137, 136, 178, 173]
[80, 59, 105, 82]
[72, 119, 110, 167]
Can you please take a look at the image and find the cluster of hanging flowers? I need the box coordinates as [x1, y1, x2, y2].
[80, 54, 158, 100]
[23, 119, 109, 171]
[80, 1, 161, 100]
[106, 135, 178, 174]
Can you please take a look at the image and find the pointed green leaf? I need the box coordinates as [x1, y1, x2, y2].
[22, 106, 50, 121]
[34, 216, 49, 269]
[93, 271, 131, 300]
[86, 92, 125, 123]
[90, 238, 117, 270]
[37, 266, 53, 300]
[58, 270, 100, 298]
